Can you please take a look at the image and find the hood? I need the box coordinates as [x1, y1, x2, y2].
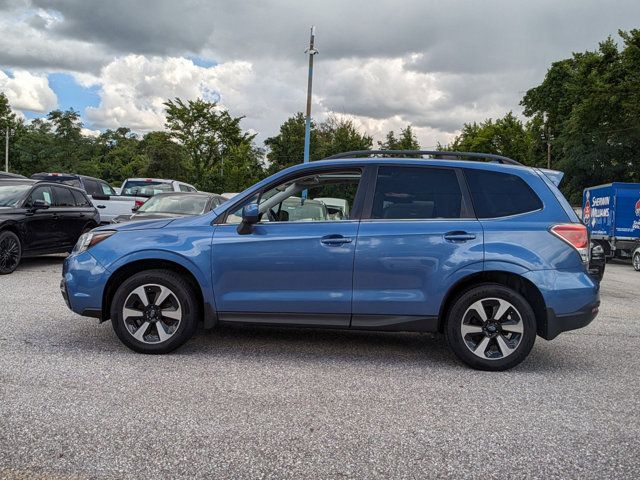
[98, 218, 175, 232]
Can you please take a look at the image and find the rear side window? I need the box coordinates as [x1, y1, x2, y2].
[71, 189, 91, 207]
[52, 186, 76, 207]
[371, 166, 463, 219]
[465, 169, 542, 218]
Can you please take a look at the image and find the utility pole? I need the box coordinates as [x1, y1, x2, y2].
[303, 26, 318, 164]
[542, 112, 552, 169]
[5, 127, 8, 173]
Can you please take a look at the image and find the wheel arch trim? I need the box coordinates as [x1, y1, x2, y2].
[102, 250, 217, 328]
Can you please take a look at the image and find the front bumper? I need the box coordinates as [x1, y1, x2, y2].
[62, 251, 110, 320]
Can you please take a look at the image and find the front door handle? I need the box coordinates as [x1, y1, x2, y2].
[444, 231, 477, 242]
[96, 205, 106, 209]
[320, 235, 353, 246]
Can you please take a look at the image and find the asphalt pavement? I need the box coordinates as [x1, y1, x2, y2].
[1, 256, 639, 479]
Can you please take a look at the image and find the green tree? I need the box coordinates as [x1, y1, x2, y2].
[521, 29, 640, 203]
[140, 131, 191, 181]
[264, 112, 318, 174]
[164, 98, 259, 189]
[264, 114, 372, 174]
[441, 112, 543, 166]
[315, 115, 373, 158]
[378, 125, 420, 151]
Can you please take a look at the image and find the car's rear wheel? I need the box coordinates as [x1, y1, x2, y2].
[445, 284, 537, 371]
[633, 252, 640, 272]
[110, 269, 199, 353]
[0, 230, 22, 275]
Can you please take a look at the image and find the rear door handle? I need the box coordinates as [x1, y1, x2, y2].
[320, 235, 353, 246]
[444, 231, 477, 242]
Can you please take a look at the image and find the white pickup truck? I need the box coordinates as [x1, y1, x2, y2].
[120, 178, 198, 196]
[31, 173, 147, 224]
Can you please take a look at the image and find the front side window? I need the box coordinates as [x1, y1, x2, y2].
[225, 170, 362, 224]
[464, 169, 543, 218]
[100, 182, 116, 196]
[26, 186, 53, 207]
[371, 166, 463, 219]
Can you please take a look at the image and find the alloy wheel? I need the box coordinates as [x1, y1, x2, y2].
[633, 253, 640, 272]
[0, 235, 20, 272]
[122, 284, 183, 344]
[460, 297, 524, 360]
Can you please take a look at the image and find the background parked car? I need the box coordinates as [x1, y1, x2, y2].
[31, 173, 146, 224]
[633, 242, 640, 272]
[0, 172, 27, 179]
[120, 178, 197, 198]
[111, 192, 225, 224]
[0, 178, 99, 274]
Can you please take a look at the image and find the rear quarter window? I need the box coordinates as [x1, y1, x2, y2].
[465, 169, 543, 218]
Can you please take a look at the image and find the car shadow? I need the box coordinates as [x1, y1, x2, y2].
[178, 324, 587, 373]
[17, 254, 66, 270]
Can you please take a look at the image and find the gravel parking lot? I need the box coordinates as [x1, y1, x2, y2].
[1, 257, 639, 479]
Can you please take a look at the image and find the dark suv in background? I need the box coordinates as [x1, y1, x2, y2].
[0, 179, 99, 274]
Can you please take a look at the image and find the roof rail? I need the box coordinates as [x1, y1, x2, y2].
[323, 150, 523, 166]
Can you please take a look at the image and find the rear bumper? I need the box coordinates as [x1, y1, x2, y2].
[543, 301, 600, 340]
[523, 268, 600, 340]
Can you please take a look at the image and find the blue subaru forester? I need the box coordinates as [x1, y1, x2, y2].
[62, 151, 600, 371]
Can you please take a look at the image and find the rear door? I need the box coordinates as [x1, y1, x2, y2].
[352, 165, 484, 327]
[51, 185, 84, 247]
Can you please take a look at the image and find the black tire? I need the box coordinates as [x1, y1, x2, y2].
[110, 269, 199, 354]
[445, 283, 537, 371]
[0, 230, 22, 275]
[633, 252, 640, 272]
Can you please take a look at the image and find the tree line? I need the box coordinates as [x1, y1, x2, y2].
[1, 29, 639, 202]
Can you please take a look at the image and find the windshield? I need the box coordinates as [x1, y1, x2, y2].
[0, 183, 31, 207]
[138, 195, 209, 215]
[122, 180, 173, 197]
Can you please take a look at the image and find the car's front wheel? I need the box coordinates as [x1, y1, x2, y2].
[633, 251, 640, 272]
[0, 230, 22, 275]
[445, 284, 537, 371]
[110, 269, 199, 353]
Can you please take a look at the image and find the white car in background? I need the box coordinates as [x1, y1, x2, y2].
[120, 178, 198, 198]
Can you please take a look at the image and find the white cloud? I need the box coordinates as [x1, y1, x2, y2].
[82, 55, 255, 132]
[0, 69, 57, 112]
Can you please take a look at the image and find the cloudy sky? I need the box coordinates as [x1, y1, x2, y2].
[1, 0, 639, 147]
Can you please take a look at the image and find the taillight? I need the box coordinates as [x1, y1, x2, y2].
[550, 223, 589, 263]
[134, 199, 146, 208]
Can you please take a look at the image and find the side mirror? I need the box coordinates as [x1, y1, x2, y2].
[237, 203, 259, 235]
[32, 199, 50, 210]
[92, 194, 110, 201]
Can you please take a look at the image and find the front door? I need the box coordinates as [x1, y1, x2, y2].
[22, 185, 61, 253]
[352, 165, 484, 327]
[211, 168, 365, 326]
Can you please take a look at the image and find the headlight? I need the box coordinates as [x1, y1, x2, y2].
[73, 230, 116, 254]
